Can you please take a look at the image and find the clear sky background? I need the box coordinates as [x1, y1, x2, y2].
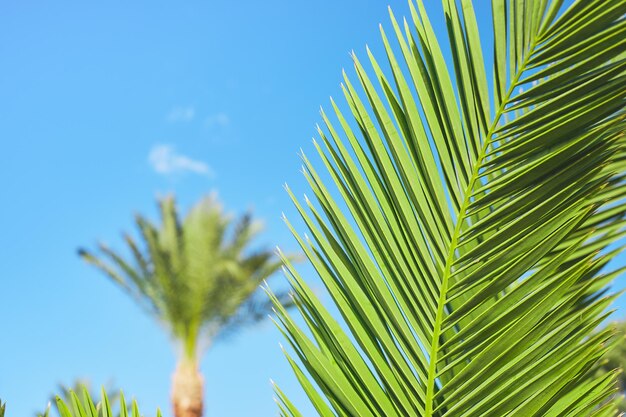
[1, 1, 624, 416]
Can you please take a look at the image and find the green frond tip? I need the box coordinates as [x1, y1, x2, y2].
[595, 320, 626, 413]
[271, 0, 626, 415]
[50, 389, 159, 417]
[0, 400, 6, 417]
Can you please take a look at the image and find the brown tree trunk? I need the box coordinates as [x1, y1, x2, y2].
[171, 360, 204, 417]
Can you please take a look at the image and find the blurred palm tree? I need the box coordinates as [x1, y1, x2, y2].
[79, 194, 291, 417]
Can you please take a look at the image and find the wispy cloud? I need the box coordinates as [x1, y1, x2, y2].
[166, 106, 195, 123]
[204, 112, 230, 129]
[148, 144, 214, 177]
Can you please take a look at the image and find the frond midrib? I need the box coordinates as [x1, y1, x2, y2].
[424, 40, 538, 416]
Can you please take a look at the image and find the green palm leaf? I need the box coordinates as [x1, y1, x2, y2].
[271, 0, 626, 415]
[38, 388, 160, 417]
[35, 380, 126, 417]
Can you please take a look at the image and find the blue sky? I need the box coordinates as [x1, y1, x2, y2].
[1, 1, 624, 416]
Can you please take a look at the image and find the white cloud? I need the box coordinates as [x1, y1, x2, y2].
[167, 106, 195, 123]
[204, 112, 230, 128]
[148, 145, 214, 177]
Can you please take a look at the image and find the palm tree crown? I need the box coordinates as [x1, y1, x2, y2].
[79, 194, 289, 417]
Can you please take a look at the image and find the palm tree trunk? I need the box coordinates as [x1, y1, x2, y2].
[171, 359, 204, 417]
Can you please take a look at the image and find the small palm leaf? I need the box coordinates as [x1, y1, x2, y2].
[271, 0, 626, 415]
[49, 388, 160, 417]
[35, 380, 131, 417]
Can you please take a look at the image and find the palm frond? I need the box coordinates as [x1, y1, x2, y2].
[44, 388, 160, 417]
[271, 0, 626, 415]
[35, 380, 129, 417]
